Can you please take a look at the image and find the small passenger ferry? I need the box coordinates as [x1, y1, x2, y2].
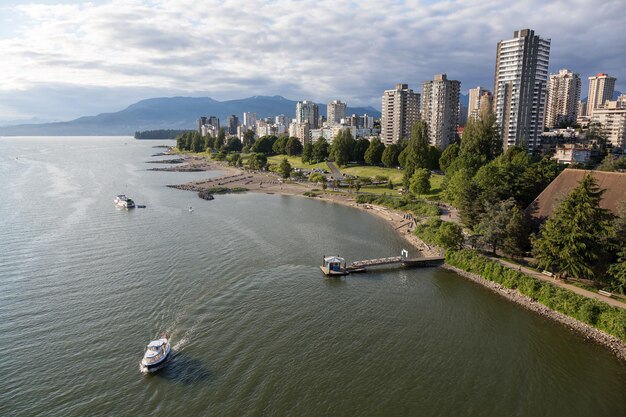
[320, 256, 348, 276]
[114, 195, 135, 208]
[140, 334, 171, 373]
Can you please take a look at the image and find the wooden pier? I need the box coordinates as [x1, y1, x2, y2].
[346, 255, 444, 272]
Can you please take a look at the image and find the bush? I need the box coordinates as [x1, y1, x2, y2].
[446, 249, 626, 342]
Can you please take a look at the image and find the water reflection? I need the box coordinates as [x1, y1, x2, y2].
[159, 353, 212, 385]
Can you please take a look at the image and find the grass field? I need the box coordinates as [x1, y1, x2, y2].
[339, 164, 404, 183]
[266, 155, 331, 171]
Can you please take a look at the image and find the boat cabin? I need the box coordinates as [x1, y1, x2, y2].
[320, 256, 347, 276]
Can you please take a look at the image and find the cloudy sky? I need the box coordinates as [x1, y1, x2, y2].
[0, 0, 624, 122]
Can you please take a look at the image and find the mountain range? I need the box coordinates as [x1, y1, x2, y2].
[0, 95, 382, 136]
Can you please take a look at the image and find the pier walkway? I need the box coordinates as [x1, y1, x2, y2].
[346, 253, 444, 272]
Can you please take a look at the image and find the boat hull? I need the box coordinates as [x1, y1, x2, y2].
[140, 344, 171, 373]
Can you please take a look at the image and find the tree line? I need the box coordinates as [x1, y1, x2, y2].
[135, 129, 194, 139]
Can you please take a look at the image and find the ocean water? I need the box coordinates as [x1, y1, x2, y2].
[1, 136, 625, 416]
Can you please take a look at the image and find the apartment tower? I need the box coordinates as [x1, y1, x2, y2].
[296, 100, 320, 129]
[544, 69, 581, 128]
[380, 83, 420, 145]
[422, 74, 461, 150]
[327, 100, 347, 124]
[587, 73, 617, 117]
[494, 29, 551, 151]
[467, 86, 493, 121]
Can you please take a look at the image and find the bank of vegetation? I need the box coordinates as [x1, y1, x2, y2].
[135, 129, 194, 139]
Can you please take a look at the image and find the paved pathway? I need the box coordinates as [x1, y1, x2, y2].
[326, 161, 342, 177]
[495, 258, 626, 309]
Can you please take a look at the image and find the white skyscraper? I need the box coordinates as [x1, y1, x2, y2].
[587, 73, 617, 117]
[494, 29, 551, 151]
[243, 112, 257, 128]
[327, 100, 347, 124]
[422, 74, 460, 150]
[296, 100, 319, 129]
[381, 83, 420, 145]
[545, 69, 581, 128]
[467, 87, 492, 121]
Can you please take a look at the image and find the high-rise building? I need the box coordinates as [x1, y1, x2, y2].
[243, 112, 257, 128]
[587, 73, 617, 117]
[494, 29, 550, 151]
[197, 116, 207, 135]
[381, 83, 420, 145]
[422, 74, 461, 150]
[467, 87, 492, 121]
[207, 116, 220, 131]
[227, 115, 239, 135]
[327, 100, 347, 124]
[296, 100, 319, 129]
[592, 99, 626, 149]
[544, 69, 581, 129]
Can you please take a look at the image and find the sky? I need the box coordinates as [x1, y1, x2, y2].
[0, 0, 624, 123]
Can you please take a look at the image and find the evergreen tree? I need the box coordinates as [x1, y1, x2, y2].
[191, 132, 204, 152]
[278, 158, 293, 178]
[501, 205, 531, 257]
[364, 138, 385, 166]
[532, 174, 614, 279]
[381, 144, 400, 167]
[476, 198, 516, 254]
[223, 137, 243, 153]
[607, 246, 626, 294]
[215, 128, 226, 150]
[330, 130, 354, 166]
[353, 138, 370, 164]
[302, 142, 313, 163]
[401, 121, 429, 186]
[285, 137, 303, 156]
[439, 142, 459, 172]
[409, 168, 431, 197]
[312, 138, 329, 163]
[242, 130, 256, 147]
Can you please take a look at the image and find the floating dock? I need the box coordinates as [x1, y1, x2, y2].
[321, 250, 444, 276]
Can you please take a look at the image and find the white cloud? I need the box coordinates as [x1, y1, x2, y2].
[0, 0, 624, 120]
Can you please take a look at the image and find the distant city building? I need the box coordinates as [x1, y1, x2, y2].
[197, 116, 207, 135]
[296, 100, 319, 129]
[592, 100, 626, 149]
[381, 83, 420, 145]
[227, 115, 239, 135]
[422, 74, 461, 150]
[587, 73, 617, 117]
[327, 100, 347, 124]
[545, 69, 581, 128]
[553, 144, 592, 165]
[207, 116, 219, 131]
[275, 114, 287, 126]
[577, 100, 588, 121]
[243, 112, 257, 128]
[467, 87, 492, 121]
[288, 122, 311, 144]
[494, 29, 551, 152]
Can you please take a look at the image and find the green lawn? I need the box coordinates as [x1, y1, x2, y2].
[267, 155, 331, 171]
[339, 164, 404, 183]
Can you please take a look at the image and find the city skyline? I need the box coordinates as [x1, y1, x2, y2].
[0, 0, 624, 123]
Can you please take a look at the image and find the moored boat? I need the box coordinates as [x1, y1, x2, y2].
[140, 334, 171, 373]
[114, 194, 135, 209]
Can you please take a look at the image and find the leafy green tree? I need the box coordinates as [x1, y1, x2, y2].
[302, 142, 313, 163]
[191, 132, 204, 152]
[401, 121, 429, 186]
[227, 153, 241, 166]
[387, 179, 394, 189]
[381, 144, 400, 167]
[308, 172, 326, 183]
[215, 128, 226, 150]
[409, 168, 431, 196]
[614, 201, 626, 242]
[213, 150, 227, 161]
[476, 198, 516, 254]
[364, 138, 385, 166]
[597, 155, 626, 172]
[278, 158, 293, 178]
[439, 142, 459, 172]
[532, 174, 615, 279]
[251, 135, 277, 155]
[242, 130, 256, 147]
[247, 153, 267, 170]
[223, 137, 243, 153]
[312, 138, 329, 163]
[353, 138, 370, 164]
[331, 129, 355, 166]
[607, 246, 626, 294]
[426, 146, 442, 170]
[436, 222, 464, 250]
[354, 180, 362, 194]
[176, 135, 187, 151]
[286, 137, 303, 156]
[501, 205, 531, 257]
[203, 134, 214, 151]
[273, 136, 289, 154]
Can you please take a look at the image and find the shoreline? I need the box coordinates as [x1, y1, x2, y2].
[163, 154, 626, 362]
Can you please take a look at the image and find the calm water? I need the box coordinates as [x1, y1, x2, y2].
[1, 137, 625, 416]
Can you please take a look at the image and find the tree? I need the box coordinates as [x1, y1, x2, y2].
[331, 129, 355, 166]
[247, 153, 267, 170]
[426, 146, 442, 170]
[476, 198, 516, 255]
[614, 201, 626, 242]
[364, 138, 385, 166]
[309, 172, 326, 184]
[215, 128, 226, 150]
[278, 158, 293, 178]
[501, 205, 531, 257]
[191, 132, 204, 152]
[532, 174, 615, 279]
[286, 137, 303, 156]
[607, 246, 626, 294]
[251, 135, 277, 155]
[353, 138, 370, 164]
[401, 121, 429, 186]
[409, 168, 431, 196]
[354, 180, 362, 194]
[436, 222, 464, 250]
[302, 142, 313, 163]
[273, 136, 289, 154]
[242, 129, 256, 147]
[312, 137, 329, 163]
[227, 153, 241, 166]
[381, 144, 400, 167]
[439, 142, 459, 172]
[223, 137, 243, 153]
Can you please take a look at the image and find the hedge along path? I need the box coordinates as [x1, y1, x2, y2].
[445, 249, 626, 359]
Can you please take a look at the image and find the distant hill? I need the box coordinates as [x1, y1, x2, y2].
[0, 95, 381, 136]
[580, 90, 622, 103]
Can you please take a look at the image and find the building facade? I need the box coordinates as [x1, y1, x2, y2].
[545, 69, 581, 129]
[327, 100, 347, 124]
[243, 112, 257, 128]
[587, 73, 617, 117]
[380, 83, 420, 145]
[494, 29, 551, 152]
[422, 74, 461, 150]
[467, 86, 492, 121]
[592, 100, 626, 149]
[296, 100, 319, 129]
[227, 115, 239, 135]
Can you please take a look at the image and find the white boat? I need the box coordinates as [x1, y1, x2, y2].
[140, 334, 171, 373]
[114, 195, 135, 209]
